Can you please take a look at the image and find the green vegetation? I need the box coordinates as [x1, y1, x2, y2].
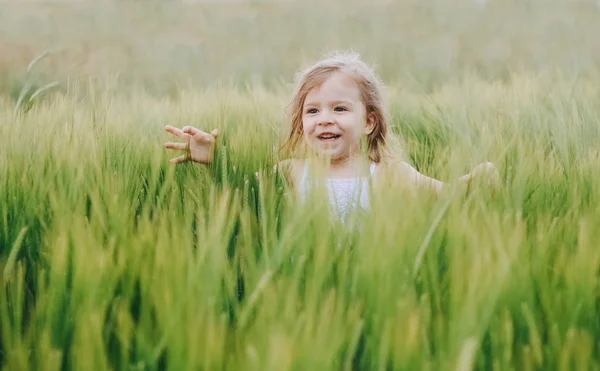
[2, 1, 600, 370]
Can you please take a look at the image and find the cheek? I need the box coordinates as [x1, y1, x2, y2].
[343, 115, 365, 135]
[302, 118, 316, 135]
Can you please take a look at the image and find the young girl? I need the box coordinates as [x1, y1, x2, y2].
[164, 52, 498, 220]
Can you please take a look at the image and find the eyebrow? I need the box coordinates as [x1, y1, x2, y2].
[304, 100, 354, 107]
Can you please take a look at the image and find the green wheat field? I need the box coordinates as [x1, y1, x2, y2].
[2, 1, 600, 370]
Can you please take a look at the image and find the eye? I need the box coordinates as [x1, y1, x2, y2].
[334, 106, 348, 112]
[306, 108, 318, 114]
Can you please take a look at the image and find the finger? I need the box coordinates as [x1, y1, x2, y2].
[164, 141, 187, 151]
[182, 126, 203, 136]
[210, 128, 219, 138]
[165, 125, 188, 140]
[169, 154, 189, 164]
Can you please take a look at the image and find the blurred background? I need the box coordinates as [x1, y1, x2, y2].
[2, 0, 600, 97]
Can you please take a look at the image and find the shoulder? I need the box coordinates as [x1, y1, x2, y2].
[275, 158, 303, 174]
[372, 160, 418, 181]
[396, 161, 420, 178]
[274, 158, 304, 187]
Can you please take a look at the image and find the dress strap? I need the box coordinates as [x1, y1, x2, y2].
[369, 162, 377, 177]
[301, 160, 310, 182]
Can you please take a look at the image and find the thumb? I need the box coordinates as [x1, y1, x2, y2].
[210, 129, 219, 139]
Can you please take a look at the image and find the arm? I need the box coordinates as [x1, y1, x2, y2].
[398, 162, 444, 195]
[165, 125, 298, 188]
[399, 161, 499, 196]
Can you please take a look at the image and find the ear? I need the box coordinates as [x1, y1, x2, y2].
[364, 112, 376, 135]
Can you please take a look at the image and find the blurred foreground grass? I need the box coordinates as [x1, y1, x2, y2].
[1, 72, 600, 369]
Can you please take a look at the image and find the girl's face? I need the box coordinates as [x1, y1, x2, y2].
[302, 72, 375, 162]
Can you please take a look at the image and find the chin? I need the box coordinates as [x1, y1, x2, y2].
[308, 141, 347, 159]
[318, 150, 346, 161]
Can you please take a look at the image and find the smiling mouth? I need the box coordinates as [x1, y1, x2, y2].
[317, 133, 341, 142]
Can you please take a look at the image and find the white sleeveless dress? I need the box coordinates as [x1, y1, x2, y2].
[297, 161, 377, 221]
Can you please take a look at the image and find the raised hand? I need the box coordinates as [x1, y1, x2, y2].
[164, 125, 219, 165]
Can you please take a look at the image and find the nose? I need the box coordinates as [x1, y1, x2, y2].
[317, 110, 335, 126]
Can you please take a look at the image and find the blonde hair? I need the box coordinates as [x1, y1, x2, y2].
[281, 51, 394, 164]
